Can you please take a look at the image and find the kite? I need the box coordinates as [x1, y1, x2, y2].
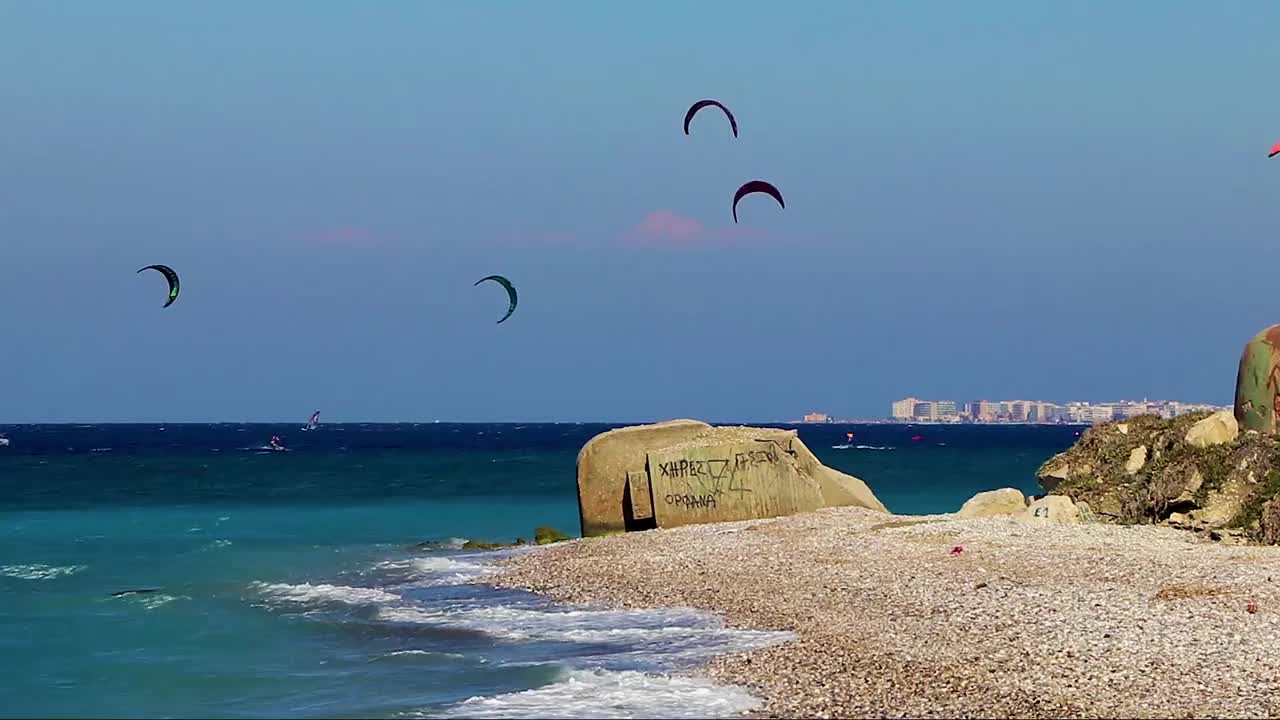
[683, 99, 738, 138]
[137, 264, 180, 308]
[731, 180, 784, 223]
[474, 275, 518, 324]
[1269, 142, 1280, 158]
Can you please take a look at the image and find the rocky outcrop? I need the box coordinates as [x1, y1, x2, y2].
[956, 488, 1027, 518]
[1036, 412, 1280, 544]
[576, 420, 887, 537]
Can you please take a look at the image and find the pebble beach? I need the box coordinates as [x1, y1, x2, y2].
[490, 506, 1280, 719]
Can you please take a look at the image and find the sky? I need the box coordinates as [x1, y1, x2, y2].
[3, 1, 1280, 422]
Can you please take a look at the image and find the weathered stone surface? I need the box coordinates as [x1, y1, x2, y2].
[1262, 499, 1280, 545]
[1185, 411, 1239, 448]
[576, 419, 711, 537]
[1018, 495, 1080, 525]
[1037, 454, 1070, 491]
[956, 488, 1027, 518]
[1125, 445, 1148, 475]
[1160, 462, 1203, 512]
[576, 420, 886, 537]
[1235, 324, 1280, 434]
[647, 442, 824, 528]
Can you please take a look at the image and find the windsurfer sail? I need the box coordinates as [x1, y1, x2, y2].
[302, 411, 320, 432]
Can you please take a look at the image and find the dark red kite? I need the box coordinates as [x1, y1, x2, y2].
[731, 180, 784, 223]
[683, 99, 738, 138]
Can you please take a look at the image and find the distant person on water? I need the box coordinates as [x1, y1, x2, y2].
[269, 435, 284, 451]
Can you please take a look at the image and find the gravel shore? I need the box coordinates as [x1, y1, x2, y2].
[489, 507, 1280, 719]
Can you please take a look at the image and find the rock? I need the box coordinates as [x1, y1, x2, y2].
[1116, 424, 1130, 435]
[1167, 511, 1189, 526]
[575, 419, 713, 536]
[956, 488, 1027, 518]
[1036, 454, 1071, 491]
[462, 539, 519, 550]
[1185, 411, 1239, 448]
[1075, 500, 1098, 523]
[1208, 528, 1251, 546]
[1154, 461, 1203, 514]
[1190, 475, 1252, 527]
[533, 526, 571, 545]
[1262, 499, 1280, 545]
[1018, 495, 1081, 526]
[1235, 324, 1280, 434]
[575, 421, 887, 537]
[1125, 446, 1148, 475]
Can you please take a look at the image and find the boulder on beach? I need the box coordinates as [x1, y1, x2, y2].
[575, 420, 887, 537]
[1036, 411, 1280, 543]
[1018, 495, 1081, 526]
[956, 488, 1027, 518]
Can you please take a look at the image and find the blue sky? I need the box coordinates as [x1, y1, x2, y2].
[3, 1, 1279, 422]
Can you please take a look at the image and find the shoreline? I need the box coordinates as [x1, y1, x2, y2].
[486, 506, 1280, 719]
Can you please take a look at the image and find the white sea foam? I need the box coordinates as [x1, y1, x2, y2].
[374, 555, 499, 585]
[380, 649, 467, 660]
[135, 593, 186, 610]
[431, 668, 763, 719]
[374, 604, 791, 663]
[253, 582, 401, 606]
[2, 563, 87, 580]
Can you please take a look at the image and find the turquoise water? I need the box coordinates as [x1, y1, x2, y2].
[0, 422, 1078, 718]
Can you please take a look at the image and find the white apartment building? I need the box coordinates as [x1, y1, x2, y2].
[891, 398, 919, 421]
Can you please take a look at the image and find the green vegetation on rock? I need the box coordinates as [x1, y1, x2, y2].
[534, 526, 571, 545]
[460, 539, 513, 550]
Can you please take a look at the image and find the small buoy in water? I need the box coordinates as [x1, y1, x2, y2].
[911, 435, 923, 441]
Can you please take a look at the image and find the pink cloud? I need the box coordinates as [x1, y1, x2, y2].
[631, 209, 706, 244]
[624, 210, 765, 248]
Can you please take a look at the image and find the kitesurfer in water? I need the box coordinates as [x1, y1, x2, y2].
[269, 435, 284, 451]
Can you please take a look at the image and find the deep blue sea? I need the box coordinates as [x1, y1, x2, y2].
[0, 422, 1080, 719]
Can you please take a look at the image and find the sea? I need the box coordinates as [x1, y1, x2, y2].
[0, 422, 1081, 719]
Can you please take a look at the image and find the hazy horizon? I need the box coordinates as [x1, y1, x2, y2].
[3, 1, 1277, 423]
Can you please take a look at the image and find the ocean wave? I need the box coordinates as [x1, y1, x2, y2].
[832, 444, 894, 450]
[377, 649, 469, 662]
[252, 582, 401, 606]
[374, 555, 500, 586]
[126, 593, 188, 610]
[374, 604, 790, 661]
[431, 668, 763, 719]
[1, 563, 87, 580]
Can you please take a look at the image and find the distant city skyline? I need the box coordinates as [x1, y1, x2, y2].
[798, 396, 1231, 425]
